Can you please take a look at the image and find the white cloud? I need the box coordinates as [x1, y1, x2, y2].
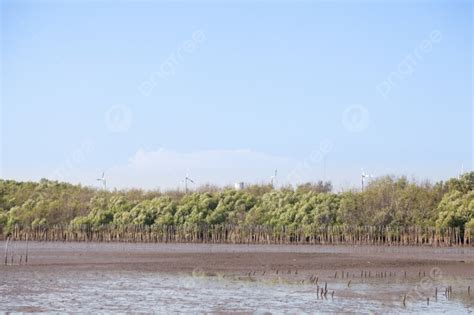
[4, 146, 459, 192]
[107, 148, 300, 190]
[2, 147, 332, 191]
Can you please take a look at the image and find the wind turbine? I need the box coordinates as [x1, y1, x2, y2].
[182, 173, 195, 194]
[361, 168, 373, 191]
[459, 164, 465, 179]
[270, 169, 278, 188]
[96, 171, 107, 190]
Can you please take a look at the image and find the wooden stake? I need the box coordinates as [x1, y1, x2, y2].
[4, 237, 9, 265]
[25, 236, 28, 265]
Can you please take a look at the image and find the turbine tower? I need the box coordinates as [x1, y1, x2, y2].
[361, 168, 373, 191]
[96, 172, 107, 190]
[270, 169, 278, 188]
[183, 173, 195, 194]
[459, 164, 465, 179]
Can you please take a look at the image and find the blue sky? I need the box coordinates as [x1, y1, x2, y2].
[1, 0, 472, 190]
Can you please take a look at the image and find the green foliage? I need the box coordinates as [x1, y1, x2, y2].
[0, 212, 7, 226]
[70, 216, 93, 226]
[336, 191, 365, 226]
[296, 181, 333, 194]
[434, 173, 474, 229]
[436, 190, 474, 228]
[0, 174, 473, 230]
[31, 218, 47, 227]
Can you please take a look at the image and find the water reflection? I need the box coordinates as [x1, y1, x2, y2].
[1, 269, 472, 313]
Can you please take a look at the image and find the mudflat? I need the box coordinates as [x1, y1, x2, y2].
[1, 242, 473, 276]
[1, 242, 473, 313]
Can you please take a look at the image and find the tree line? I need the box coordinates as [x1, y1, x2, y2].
[0, 173, 472, 232]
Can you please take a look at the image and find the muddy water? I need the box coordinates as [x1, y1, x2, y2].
[0, 242, 473, 313]
[1, 269, 472, 313]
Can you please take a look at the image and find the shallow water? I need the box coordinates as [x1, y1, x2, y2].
[0, 242, 473, 313]
[1, 268, 472, 313]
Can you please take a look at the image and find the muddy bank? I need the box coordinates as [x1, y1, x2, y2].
[1, 242, 473, 313]
[1, 242, 473, 276]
